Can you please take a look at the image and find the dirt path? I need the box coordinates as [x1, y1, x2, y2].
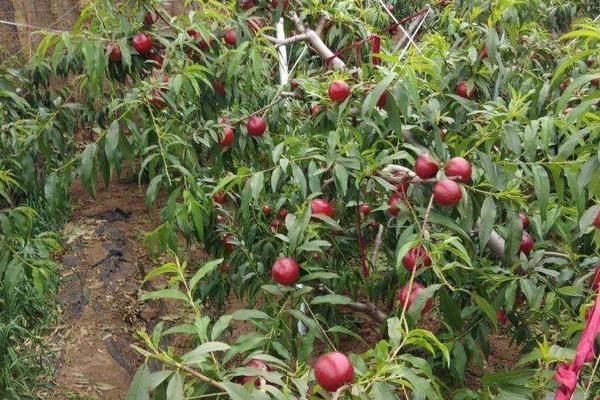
[47, 180, 164, 400]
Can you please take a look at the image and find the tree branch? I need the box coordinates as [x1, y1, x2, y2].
[318, 284, 387, 323]
[289, 12, 346, 70]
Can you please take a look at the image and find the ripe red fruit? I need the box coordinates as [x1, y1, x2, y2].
[147, 51, 164, 68]
[212, 190, 227, 204]
[213, 80, 226, 96]
[433, 179, 462, 206]
[107, 43, 122, 63]
[220, 261, 232, 272]
[311, 104, 322, 117]
[455, 80, 476, 99]
[278, 209, 289, 218]
[144, 12, 155, 26]
[328, 80, 351, 103]
[387, 193, 403, 216]
[220, 127, 234, 146]
[415, 154, 439, 179]
[480, 47, 488, 59]
[272, 0, 288, 8]
[560, 78, 572, 91]
[592, 77, 600, 87]
[444, 157, 472, 183]
[132, 32, 153, 54]
[519, 212, 529, 229]
[395, 180, 409, 196]
[239, 359, 269, 386]
[586, 56, 595, 67]
[240, 0, 255, 9]
[291, 79, 300, 90]
[188, 30, 211, 50]
[519, 232, 534, 254]
[386, 3, 395, 12]
[314, 352, 354, 392]
[247, 115, 267, 136]
[270, 219, 281, 232]
[398, 282, 433, 314]
[376, 92, 387, 108]
[311, 199, 334, 217]
[593, 210, 600, 228]
[497, 308, 509, 326]
[592, 264, 600, 290]
[272, 257, 300, 285]
[402, 245, 432, 272]
[223, 233, 234, 252]
[149, 91, 166, 109]
[262, 205, 272, 215]
[358, 204, 370, 214]
[224, 29, 237, 46]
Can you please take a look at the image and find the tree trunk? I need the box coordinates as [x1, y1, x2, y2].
[0, 0, 20, 58]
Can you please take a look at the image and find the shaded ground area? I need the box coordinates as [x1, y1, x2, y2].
[46, 179, 166, 400]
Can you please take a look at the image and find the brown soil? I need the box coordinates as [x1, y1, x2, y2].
[45, 179, 167, 400]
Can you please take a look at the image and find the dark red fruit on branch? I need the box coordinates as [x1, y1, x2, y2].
[188, 30, 211, 50]
[440, 0, 452, 6]
[593, 210, 600, 228]
[433, 179, 462, 206]
[415, 154, 439, 179]
[388, 193, 403, 216]
[519, 232, 534, 254]
[358, 204, 370, 214]
[224, 29, 237, 46]
[272, 257, 300, 285]
[149, 91, 166, 109]
[311, 104, 322, 116]
[246, 17, 267, 33]
[560, 78, 572, 91]
[239, 359, 269, 386]
[240, 0, 255, 9]
[107, 43, 122, 63]
[132, 32, 153, 54]
[220, 127, 234, 146]
[314, 352, 354, 392]
[212, 190, 227, 204]
[586, 56, 595, 67]
[220, 261, 232, 272]
[480, 47, 488, 59]
[262, 205, 272, 215]
[592, 77, 600, 87]
[398, 282, 433, 314]
[444, 157, 471, 183]
[278, 208, 289, 218]
[311, 199, 334, 217]
[147, 51, 164, 68]
[519, 212, 529, 229]
[144, 12, 155, 26]
[395, 180, 409, 196]
[455, 80, 476, 99]
[270, 219, 281, 232]
[291, 79, 300, 90]
[247, 115, 267, 136]
[213, 80, 226, 96]
[272, 0, 288, 8]
[402, 245, 432, 272]
[497, 308, 509, 326]
[223, 233, 235, 252]
[328, 80, 351, 102]
[376, 92, 387, 108]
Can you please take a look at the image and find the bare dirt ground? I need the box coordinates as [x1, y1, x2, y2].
[45, 179, 166, 400]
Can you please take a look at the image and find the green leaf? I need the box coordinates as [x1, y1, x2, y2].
[182, 341, 231, 364]
[471, 293, 497, 325]
[189, 259, 223, 290]
[126, 364, 151, 400]
[166, 373, 184, 400]
[81, 143, 97, 197]
[249, 172, 264, 201]
[143, 262, 179, 283]
[105, 120, 120, 163]
[145, 174, 163, 208]
[532, 165, 549, 219]
[478, 198, 496, 254]
[370, 382, 398, 400]
[362, 72, 397, 115]
[141, 289, 189, 303]
[221, 382, 253, 400]
[311, 294, 355, 305]
[333, 164, 348, 196]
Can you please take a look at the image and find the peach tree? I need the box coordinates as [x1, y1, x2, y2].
[22, 0, 600, 398]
